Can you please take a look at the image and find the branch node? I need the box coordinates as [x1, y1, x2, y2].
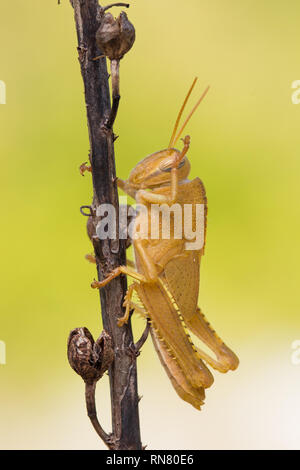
[77, 45, 87, 63]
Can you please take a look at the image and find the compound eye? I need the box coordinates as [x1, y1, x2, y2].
[160, 158, 185, 173]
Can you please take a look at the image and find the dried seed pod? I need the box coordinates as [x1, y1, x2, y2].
[96, 11, 135, 61]
[97, 330, 115, 376]
[67, 328, 114, 384]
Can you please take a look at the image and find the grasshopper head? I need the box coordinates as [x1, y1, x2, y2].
[127, 148, 191, 190]
[122, 79, 209, 193]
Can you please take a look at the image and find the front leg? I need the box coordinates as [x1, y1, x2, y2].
[117, 178, 137, 199]
[136, 189, 171, 205]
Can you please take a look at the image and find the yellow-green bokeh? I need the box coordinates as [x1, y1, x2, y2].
[0, 0, 300, 449]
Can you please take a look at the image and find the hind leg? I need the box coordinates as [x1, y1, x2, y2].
[150, 327, 205, 410]
[185, 308, 239, 373]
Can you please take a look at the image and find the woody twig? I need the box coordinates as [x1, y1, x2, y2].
[67, 0, 142, 450]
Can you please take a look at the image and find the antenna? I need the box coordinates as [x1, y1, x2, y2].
[173, 85, 210, 146]
[168, 77, 198, 148]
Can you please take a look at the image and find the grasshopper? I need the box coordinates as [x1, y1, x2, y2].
[92, 78, 239, 409]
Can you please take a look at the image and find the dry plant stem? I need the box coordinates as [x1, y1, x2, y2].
[70, 0, 142, 450]
[102, 2, 130, 12]
[135, 321, 151, 352]
[85, 382, 114, 449]
[106, 59, 120, 129]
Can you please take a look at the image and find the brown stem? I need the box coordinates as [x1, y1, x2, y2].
[106, 59, 120, 129]
[135, 321, 150, 352]
[85, 382, 114, 449]
[102, 2, 130, 12]
[69, 0, 142, 450]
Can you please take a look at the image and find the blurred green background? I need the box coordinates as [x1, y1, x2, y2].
[0, 0, 300, 449]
